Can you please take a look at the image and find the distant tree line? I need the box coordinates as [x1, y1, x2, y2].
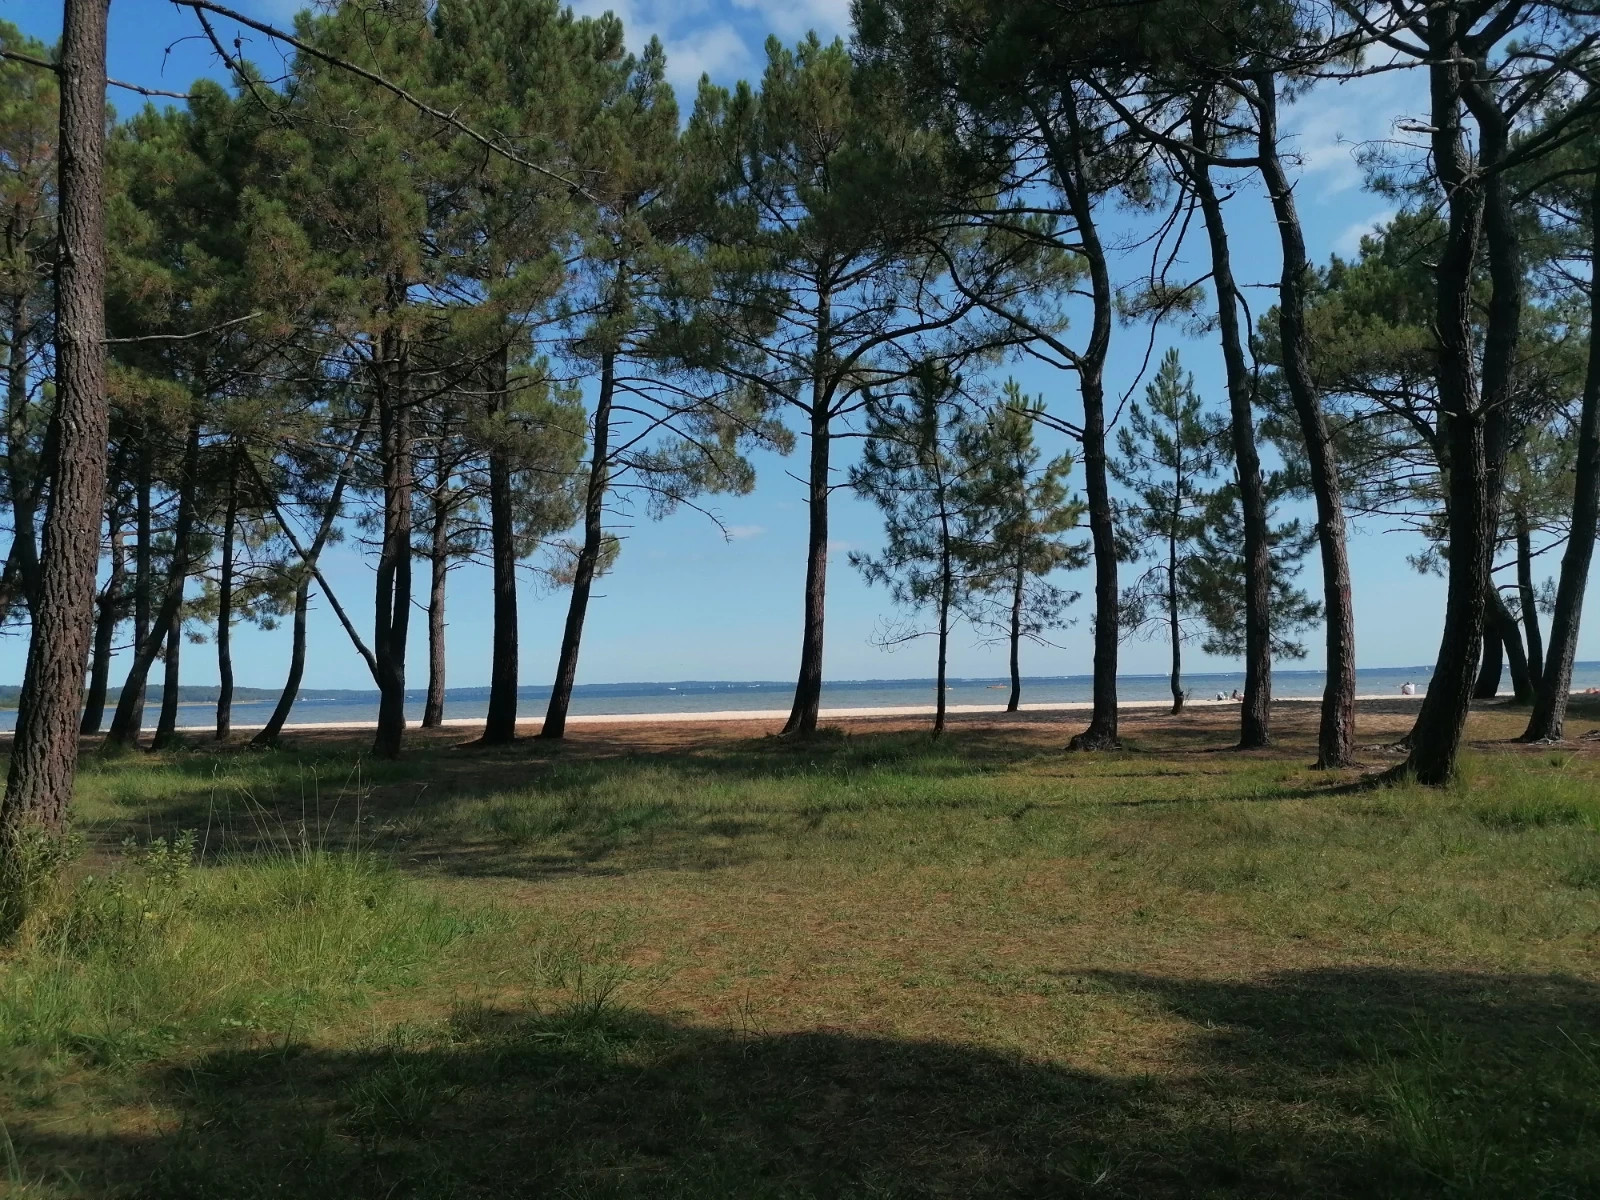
[0, 0, 1596, 866]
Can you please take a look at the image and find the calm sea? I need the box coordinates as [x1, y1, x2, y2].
[9, 663, 1600, 732]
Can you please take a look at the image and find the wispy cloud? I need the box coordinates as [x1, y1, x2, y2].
[1334, 208, 1397, 257]
[726, 524, 766, 541]
[731, 0, 852, 41]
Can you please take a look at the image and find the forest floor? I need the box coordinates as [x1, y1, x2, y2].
[2, 697, 1599, 1198]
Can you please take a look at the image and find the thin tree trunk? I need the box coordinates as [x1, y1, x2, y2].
[250, 398, 374, 747]
[1169, 545, 1183, 715]
[934, 486, 952, 737]
[1488, 587, 1533, 703]
[81, 519, 125, 735]
[1523, 166, 1600, 742]
[543, 349, 615, 739]
[371, 310, 412, 760]
[5, 293, 41, 613]
[1475, 620, 1504, 699]
[1007, 561, 1023, 713]
[422, 484, 449, 729]
[1401, 11, 1519, 785]
[483, 347, 520, 745]
[215, 466, 238, 740]
[783, 396, 831, 738]
[1256, 72, 1357, 767]
[126, 439, 153, 735]
[1514, 509, 1543, 691]
[106, 420, 201, 750]
[252, 578, 309, 748]
[1, 0, 112, 840]
[1190, 106, 1271, 749]
[151, 605, 183, 749]
[1034, 96, 1118, 752]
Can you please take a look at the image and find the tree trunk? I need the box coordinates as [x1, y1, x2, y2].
[1037, 96, 1118, 752]
[1488, 587, 1533, 703]
[1514, 510, 1543, 691]
[1189, 109, 1271, 749]
[783, 398, 831, 737]
[543, 349, 615, 740]
[1256, 72, 1357, 767]
[1474, 620, 1503, 699]
[1168, 548, 1183, 716]
[422, 485, 449, 729]
[482, 347, 520, 745]
[934, 489, 952, 737]
[215, 466, 238, 740]
[372, 312, 413, 760]
[1523, 166, 1600, 742]
[1401, 11, 1520, 785]
[1007, 561, 1023, 713]
[106, 419, 202, 750]
[1, 0, 112, 840]
[81, 519, 125, 735]
[5, 293, 41, 614]
[252, 578, 309, 749]
[151, 606, 183, 749]
[126, 439, 153, 735]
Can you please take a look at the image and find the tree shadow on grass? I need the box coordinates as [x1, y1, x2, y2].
[7, 966, 1597, 1198]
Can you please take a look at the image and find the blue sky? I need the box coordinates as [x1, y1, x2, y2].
[3, 0, 1595, 692]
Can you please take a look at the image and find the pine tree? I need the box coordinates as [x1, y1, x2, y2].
[1110, 350, 1223, 714]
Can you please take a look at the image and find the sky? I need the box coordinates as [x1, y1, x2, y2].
[2, 0, 1596, 693]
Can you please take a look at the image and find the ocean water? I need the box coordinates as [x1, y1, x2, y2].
[10, 663, 1600, 732]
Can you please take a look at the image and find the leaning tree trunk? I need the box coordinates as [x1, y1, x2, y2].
[215, 467, 238, 740]
[81, 516, 125, 735]
[422, 488, 449, 730]
[1036, 96, 1119, 752]
[371, 308, 413, 760]
[252, 578, 309, 749]
[1190, 119, 1272, 750]
[151, 608, 183, 750]
[1401, 13, 1521, 785]
[1475, 619, 1504, 699]
[1523, 166, 1600, 742]
[1007, 561, 1024, 713]
[1514, 509, 1543, 691]
[1488, 587, 1533, 703]
[1256, 72, 1357, 767]
[783, 389, 832, 738]
[482, 347, 520, 745]
[543, 349, 616, 740]
[106, 420, 202, 750]
[1, 0, 111, 840]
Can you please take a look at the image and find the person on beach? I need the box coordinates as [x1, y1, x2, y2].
[1230, 689, 1242, 701]
[1216, 692, 1226, 701]
[1401, 680, 1416, 696]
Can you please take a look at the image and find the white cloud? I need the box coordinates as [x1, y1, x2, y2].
[726, 524, 766, 541]
[1334, 208, 1397, 257]
[568, 0, 755, 94]
[731, 0, 853, 41]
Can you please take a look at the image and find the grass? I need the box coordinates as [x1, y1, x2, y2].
[1, 698, 1598, 1197]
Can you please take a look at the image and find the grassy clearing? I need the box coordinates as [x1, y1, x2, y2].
[2, 700, 1599, 1197]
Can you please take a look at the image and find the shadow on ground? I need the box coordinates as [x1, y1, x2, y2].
[8, 966, 1597, 1198]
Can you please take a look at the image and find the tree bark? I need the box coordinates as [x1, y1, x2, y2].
[151, 604, 183, 750]
[214, 465, 238, 740]
[543, 349, 615, 739]
[1189, 108, 1271, 749]
[126, 438, 153, 735]
[1474, 620, 1503, 699]
[1523, 166, 1600, 742]
[106, 419, 202, 750]
[422, 480, 449, 729]
[1401, 11, 1520, 785]
[1488, 587, 1533, 703]
[482, 347, 520, 745]
[1168, 543, 1183, 715]
[1514, 509, 1543, 691]
[252, 578, 309, 749]
[1007, 561, 1023, 713]
[5, 293, 42, 614]
[2, 0, 112, 839]
[1256, 72, 1357, 767]
[783, 396, 831, 737]
[371, 306, 412, 760]
[81, 518, 125, 735]
[934, 481, 952, 737]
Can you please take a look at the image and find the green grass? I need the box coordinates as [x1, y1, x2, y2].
[2, 705, 1599, 1197]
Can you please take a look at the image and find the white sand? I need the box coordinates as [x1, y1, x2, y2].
[164, 692, 1423, 735]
